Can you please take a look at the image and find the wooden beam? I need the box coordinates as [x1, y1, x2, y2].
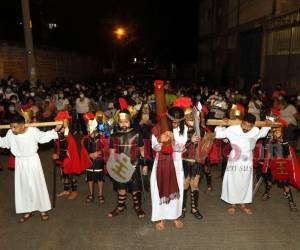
[0, 121, 63, 130]
[207, 119, 282, 127]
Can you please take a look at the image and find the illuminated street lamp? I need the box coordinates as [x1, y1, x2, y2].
[114, 27, 126, 40]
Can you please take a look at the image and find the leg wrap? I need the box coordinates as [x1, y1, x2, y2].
[117, 193, 127, 209]
[205, 171, 212, 187]
[71, 179, 78, 192]
[63, 182, 70, 191]
[285, 190, 295, 203]
[265, 183, 272, 193]
[191, 190, 199, 211]
[132, 192, 142, 209]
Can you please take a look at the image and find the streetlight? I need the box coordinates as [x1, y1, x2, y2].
[114, 27, 126, 40]
[112, 27, 127, 73]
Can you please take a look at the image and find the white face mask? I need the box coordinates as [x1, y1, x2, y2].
[258, 90, 262, 95]
[79, 94, 84, 98]
[8, 106, 16, 112]
[30, 92, 35, 97]
[278, 96, 283, 101]
[297, 96, 300, 100]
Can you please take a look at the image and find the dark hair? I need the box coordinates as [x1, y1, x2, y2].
[10, 113, 25, 124]
[119, 109, 131, 116]
[167, 106, 185, 135]
[243, 113, 256, 124]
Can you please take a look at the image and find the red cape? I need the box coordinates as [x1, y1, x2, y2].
[55, 133, 82, 174]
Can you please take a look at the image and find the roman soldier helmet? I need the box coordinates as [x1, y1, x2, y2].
[95, 110, 107, 123]
[55, 111, 72, 136]
[20, 107, 33, 123]
[83, 112, 97, 134]
[229, 104, 245, 120]
[173, 97, 193, 121]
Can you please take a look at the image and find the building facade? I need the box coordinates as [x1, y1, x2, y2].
[198, 0, 300, 93]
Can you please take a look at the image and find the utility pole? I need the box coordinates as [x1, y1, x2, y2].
[21, 0, 36, 86]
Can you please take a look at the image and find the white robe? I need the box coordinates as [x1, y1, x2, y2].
[215, 125, 270, 204]
[150, 126, 187, 221]
[0, 127, 58, 213]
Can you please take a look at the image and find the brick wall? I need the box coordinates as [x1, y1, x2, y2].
[0, 42, 100, 83]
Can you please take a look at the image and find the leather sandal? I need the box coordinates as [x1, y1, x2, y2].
[191, 209, 203, 220]
[108, 206, 126, 218]
[98, 195, 105, 204]
[134, 207, 145, 219]
[18, 213, 34, 223]
[227, 206, 236, 215]
[155, 220, 165, 231]
[85, 195, 94, 203]
[40, 212, 49, 221]
[173, 219, 184, 229]
[240, 205, 252, 215]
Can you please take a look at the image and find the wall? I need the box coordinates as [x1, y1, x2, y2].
[0, 42, 100, 83]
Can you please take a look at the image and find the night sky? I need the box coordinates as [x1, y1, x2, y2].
[0, 0, 198, 65]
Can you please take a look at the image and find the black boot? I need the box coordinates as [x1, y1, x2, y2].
[284, 190, 297, 212]
[108, 193, 127, 217]
[132, 192, 145, 219]
[180, 189, 188, 218]
[191, 190, 203, 220]
[262, 184, 272, 201]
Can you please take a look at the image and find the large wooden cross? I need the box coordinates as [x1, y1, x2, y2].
[207, 119, 281, 127]
[0, 121, 63, 130]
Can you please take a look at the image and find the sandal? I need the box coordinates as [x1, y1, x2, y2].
[173, 219, 184, 229]
[155, 220, 165, 231]
[40, 212, 49, 221]
[18, 213, 34, 223]
[98, 195, 105, 204]
[85, 195, 94, 203]
[191, 209, 203, 220]
[262, 192, 270, 201]
[205, 186, 213, 193]
[134, 207, 145, 219]
[227, 205, 236, 215]
[289, 202, 298, 212]
[108, 206, 126, 218]
[240, 205, 252, 215]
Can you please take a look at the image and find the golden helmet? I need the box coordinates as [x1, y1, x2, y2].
[20, 108, 33, 123]
[95, 111, 107, 123]
[184, 107, 193, 121]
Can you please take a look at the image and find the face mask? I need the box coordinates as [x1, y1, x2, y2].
[11, 99, 17, 103]
[59, 94, 64, 98]
[218, 96, 222, 101]
[215, 91, 219, 95]
[80, 94, 84, 98]
[297, 96, 300, 100]
[8, 106, 15, 112]
[278, 96, 283, 101]
[30, 92, 35, 97]
[258, 90, 262, 95]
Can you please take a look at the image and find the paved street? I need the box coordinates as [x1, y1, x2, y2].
[1, 144, 300, 250]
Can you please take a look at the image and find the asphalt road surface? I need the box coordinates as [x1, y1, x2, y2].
[1, 144, 300, 250]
